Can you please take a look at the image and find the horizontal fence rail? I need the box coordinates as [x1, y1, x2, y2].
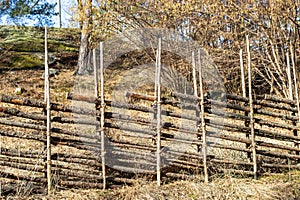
[0, 33, 300, 196]
[1, 88, 300, 194]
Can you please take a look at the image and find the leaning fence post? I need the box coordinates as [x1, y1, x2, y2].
[93, 49, 98, 97]
[192, 52, 201, 154]
[286, 51, 295, 166]
[44, 26, 52, 194]
[93, 48, 102, 188]
[155, 37, 162, 186]
[240, 49, 251, 161]
[287, 52, 293, 100]
[99, 42, 106, 189]
[290, 44, 300, 155]
[198, 49, 208, 183]
[246, 35, 257, 179]
[240, 49, 246, 98]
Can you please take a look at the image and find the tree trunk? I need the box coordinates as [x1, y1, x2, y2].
[75, 0, 92, 75]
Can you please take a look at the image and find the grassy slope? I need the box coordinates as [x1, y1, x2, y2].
[25, 172, 300, 199]
[1, 26, 300, 200]
[0, 26, 79, 69]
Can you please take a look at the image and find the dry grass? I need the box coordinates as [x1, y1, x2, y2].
[19, 172, 299, 200]
[1, 65, 300, 199]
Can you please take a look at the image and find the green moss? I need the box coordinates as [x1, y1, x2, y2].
[0, 52, 43, 69]
[11, 53, 44, 69]
[0, 25, 80, 70]
[0, 25, 80, 52]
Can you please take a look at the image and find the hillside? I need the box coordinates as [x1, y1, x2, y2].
[0, 26, 300, 200]
[0, 26, 79, 70]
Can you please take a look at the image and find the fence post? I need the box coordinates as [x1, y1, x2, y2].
[287, 52, 293, 100]
[155, 37, 162, 186]
[198, 49, 208, 183]
[44, 26, 52, 194]
[246, 35, 257, 179]
[240, 49, 246, 98]
[99, 42, 106, 189]
[192, 51, 201, 154]
[286, 51, 294, 172]
[240, 49, 251, 161]
[93, 48, 103, 188]
[290, 45, 300, 155]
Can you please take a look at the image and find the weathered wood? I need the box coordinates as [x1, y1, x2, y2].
[125, 91, 198, 110]
[0, 118, 97, 140]
[99, 42, 106, 190]
[0, 148, 43, 159]
[126, 91, 156, 101]
[207, 118, 300, 142]
[44, 30, 52, 192]
[55, 168, 102, 181]
[255, 108, 297, 121]
[1, 94, 98, 116]
[54, 156, 101, 168]
[256, 94, 296, 105]
[110, 165, 156, 175]
[240, 49, 246, 98]
[2, 115, 300, 153]
[110, 139, 204, 161]
[172, 91, 298, 113]
[168, 158, 203, 168]
[0, 170, 47, 183]
[217, 168, 255, 176]
[256, 149, 300, 160]
[0, 160, 44, 174]
[192, 51, 198, 96]
[0, 128, 45, 142]
[68, 93, 200, 122]
[262, 163, 300, 169]
[0, 105, 198, 139]
[165, 172, 196, 180]
[212, 142, 252, 153]
[198, 49, 208, 183]
[53, 152, 97, 161]
[59, 180, 102, 188]
[290, 44, 300, 154]
[211, 159, 253, 166]
[0, 106, 99, 126]
[210, 106, 300, 132]
[0, 128, 100, 152]
[0, 160, 99, 179]
[0, 154, 44, 166]
[156, 37, 162, 186]
[240, 48, 251, 161]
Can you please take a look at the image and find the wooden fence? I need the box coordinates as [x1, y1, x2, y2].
[1, 79, 300, 195]
[0, 32, 300, 196]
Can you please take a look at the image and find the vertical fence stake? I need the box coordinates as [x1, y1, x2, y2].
[240, 49, 246, 98]
[287, 51, 296, 163]
[198, 49, 208, 183]
[93, 49, 98, 97]
[99, 42, 106, 190]
[240, 49, 251, 161]
[287, 52, 293, 100]
[192, 52, 201, 154]
[93, 48, 102, 189]
[246, 35, 257, 180]
[192, 51, 198, 96]
[44, 26, 52, 194]
[290, 44, 300, 154]
[155, 37, 162, 186]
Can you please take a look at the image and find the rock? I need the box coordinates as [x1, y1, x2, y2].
[15, 87, 25, 95]
[41, 68, 59, 79]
